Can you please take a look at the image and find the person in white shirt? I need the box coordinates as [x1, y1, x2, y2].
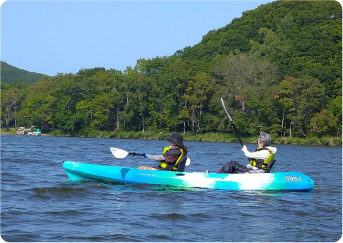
[216, 132, 277, 173]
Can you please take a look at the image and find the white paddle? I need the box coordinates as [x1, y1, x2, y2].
[110, 147, 144, 159]
[110, 147, 191, 166]
[220, 97, 244, 148]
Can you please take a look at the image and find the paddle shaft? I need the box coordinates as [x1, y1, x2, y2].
[230, 122, 244, 148]
[129, 152, 145, 157]
[220, 97, 244, 148]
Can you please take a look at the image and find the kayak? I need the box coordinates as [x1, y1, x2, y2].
[62, 161, 314, 192]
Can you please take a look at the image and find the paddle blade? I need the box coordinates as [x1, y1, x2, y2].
[185, 157, 191, 166]
[110, 147, 129, 159]
[220, 97, 233, 122]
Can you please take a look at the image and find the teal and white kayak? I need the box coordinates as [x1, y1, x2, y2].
[62, 161, 314, 192]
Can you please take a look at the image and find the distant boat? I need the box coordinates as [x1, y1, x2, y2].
[32, 130, 41, 136]
[17, 127, 28, 135]
[17, 127, 41, 136]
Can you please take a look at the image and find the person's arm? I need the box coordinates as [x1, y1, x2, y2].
[242, 145, 269, 160]
[145, 153, 164, 161]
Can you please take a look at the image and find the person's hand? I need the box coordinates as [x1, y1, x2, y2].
[144, 152, 148, 157]
[241, 145, 248, 152]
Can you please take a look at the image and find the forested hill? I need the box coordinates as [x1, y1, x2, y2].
[1, 61, 45, 84]
[175, 1, 341, 97]
[1, 1, 342, 141]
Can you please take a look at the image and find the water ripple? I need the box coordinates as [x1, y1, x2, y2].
[1, 135, 341, 242]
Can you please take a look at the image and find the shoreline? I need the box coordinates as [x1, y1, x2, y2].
[1, 129, 341, 147]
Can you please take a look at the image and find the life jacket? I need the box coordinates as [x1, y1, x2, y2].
[248, 147, 275, 171]
[159, 146, 184, 171]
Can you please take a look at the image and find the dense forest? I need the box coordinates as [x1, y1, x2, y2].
[1, 61, 45, 84]
[1, 1, 342, 141]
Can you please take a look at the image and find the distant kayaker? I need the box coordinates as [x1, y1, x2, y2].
[137, 132, 188, 171]
[216, 132, 277, 173]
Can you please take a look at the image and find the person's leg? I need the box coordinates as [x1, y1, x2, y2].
[137, 166, 159, 170]
[220, 160, 250, 173]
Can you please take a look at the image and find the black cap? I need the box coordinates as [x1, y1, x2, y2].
[166, 133, 184, 147]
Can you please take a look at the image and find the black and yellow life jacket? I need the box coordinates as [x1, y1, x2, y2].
[159, 146, 184, 171]
[248, 147, 275, 171]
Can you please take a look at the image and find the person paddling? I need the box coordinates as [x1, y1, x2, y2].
[137, 133, 188, 172]
[216, 132, 277, 173]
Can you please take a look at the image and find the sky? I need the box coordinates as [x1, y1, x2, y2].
[1, 0, 271, 76]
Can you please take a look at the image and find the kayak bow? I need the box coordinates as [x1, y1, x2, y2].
[62, 161, 314, 192]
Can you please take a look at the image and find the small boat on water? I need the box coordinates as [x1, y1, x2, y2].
[32, 130, 41, 136]
[62, 161, 314, 192]
[17, 127, 41, 136]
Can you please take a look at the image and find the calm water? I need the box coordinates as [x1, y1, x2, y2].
[1, 134, 342, 242]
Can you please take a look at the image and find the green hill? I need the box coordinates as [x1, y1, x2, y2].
[1, 61, 46, 84]
[175, 1, 341, 97]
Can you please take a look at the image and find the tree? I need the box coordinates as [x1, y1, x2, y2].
[148, 57, 190, 131]
[286, 76, 327, 137]
[213, 53, 279, 136]
[310, 109, 337, 136]
[50, 74, 83, 134]
[327, 96, 342, 136]
[123, 67, 155, 132]
[18, 78, 57, 130]
[273, 76, 296, 137]
[1, 82, 29, 128]
[183, 72, 213, 134]
[250, 26, 291, 64]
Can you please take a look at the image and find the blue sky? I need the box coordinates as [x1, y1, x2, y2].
[1, 0, 271, 76]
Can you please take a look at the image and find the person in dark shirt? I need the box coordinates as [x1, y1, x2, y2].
[137, 133, 188, 171]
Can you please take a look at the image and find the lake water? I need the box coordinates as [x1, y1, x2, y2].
[1, 134, 342, 242]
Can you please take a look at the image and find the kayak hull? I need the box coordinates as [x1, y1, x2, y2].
[62, 161, 314, 192]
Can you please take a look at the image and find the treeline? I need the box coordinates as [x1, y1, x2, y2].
[1, 1, 342, 139]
